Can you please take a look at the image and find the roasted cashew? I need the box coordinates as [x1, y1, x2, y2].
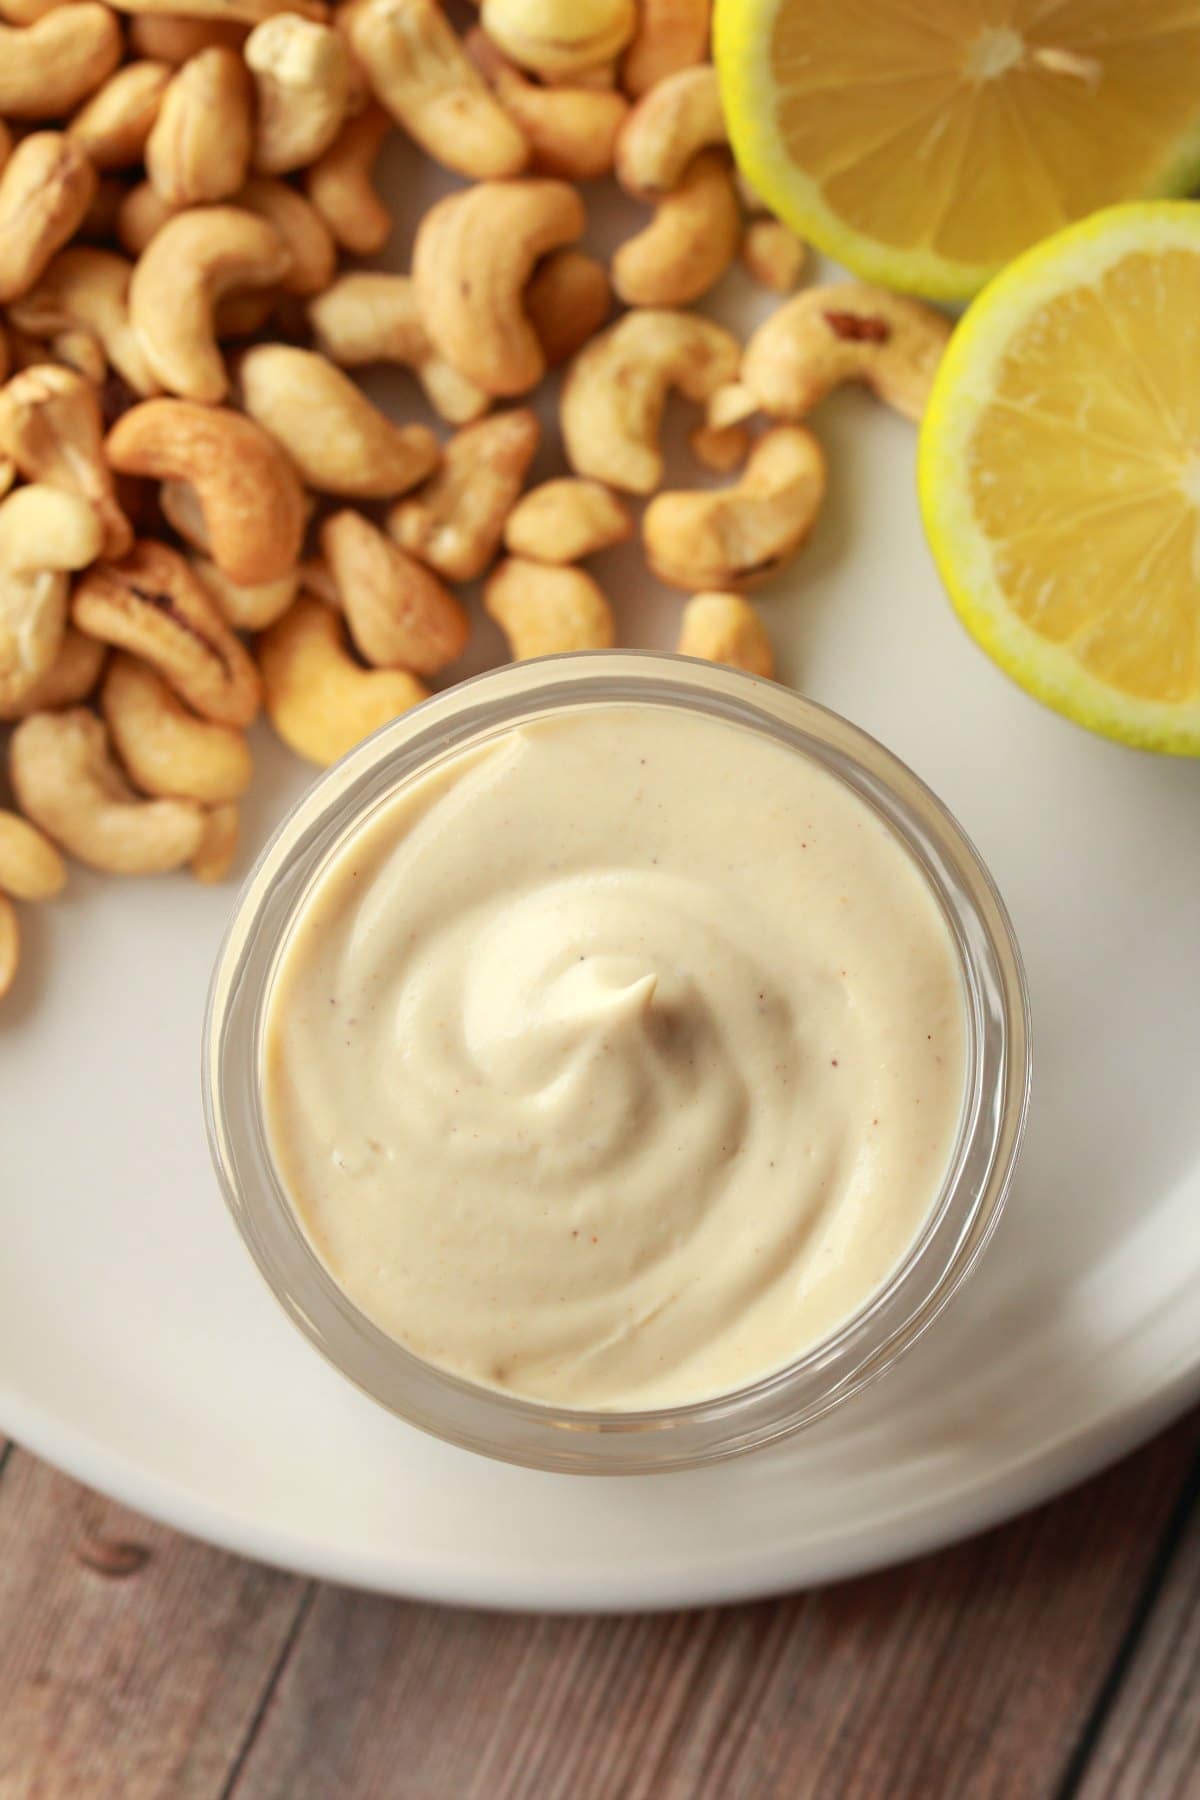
[101, 651, 253, 803]
[73, 540, 262, 727]
[485, 557, 614, 658]
[0, 809, 68, 900]
[10, 707, 205, 875]
[192, 800, 239, 883]
[0, 5, 122, 119]
[145, 46, 255, 205]
[321, 509, 468, 673]
[308, 272, 489, 424]
[621, 0, 709, 97]
[677, 590, 773, 678]
[190, 555, 296, 631]
[741, 219, 806, 294]
[560, 308, 740, 494]
[68, 60, 174, 171]
[0, 364, 133, 559]
[348, 0, 528, 180]
[303, 104, 393, 255]
[128, 206, 292, 403]
[0, 894, 17, 1000]
[466, 28, 628, 181]
[643, 424, 826, 590]
[0, 626, 106, 722]
[237, 178, 337, 296]
[741, 283, 953, 423]
[128, 14, 249, 62]
[245, 13, 351, 174]
[524, 248, 610, 368]
[12, 248, 161, 398]
[258, 594, 429, 767]
[481, 0, 635, 78]
[614, 64, 723, 196]
[613, 149, 740, 306]
[0, 485, 103, 709]
[387, 408, 539, 581]
[0, 134, 98, 306]
[503, 477, 632, 563]
[413, 179, 586, 397]
[115, 180, 181, 257]
[239, 343, 440, 499]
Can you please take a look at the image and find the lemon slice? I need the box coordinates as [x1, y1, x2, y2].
[714, 0, 1200, 299]
[919, 202, 1200, 755]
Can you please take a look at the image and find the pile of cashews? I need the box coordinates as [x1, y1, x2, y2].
[0, 0, 954, 1007]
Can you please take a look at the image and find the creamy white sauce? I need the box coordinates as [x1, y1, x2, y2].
[263, 705, 966, 1410]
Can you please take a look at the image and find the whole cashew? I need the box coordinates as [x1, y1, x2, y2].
[309, 272, 489, 424]
[10, 707, 205, 875]
[0, 485, 104, 709]
[741, 219, 806, 294]
[190, 555, 296, 631]
[560, 308, 741, 494]
[68, 60, 174, 171]
[0, 5, 122, 119]
[613, 149, 740, 307]
[621, 0, 710, 97]
[73, 540, 263, 727]
[643, 425, 826, 590]
[741, 283, 954, 423]
[503, 477, 632, 563]
[258, 594, 429, 767]
[303, 104, 393, 255]
[0, 134, 98, 306]
[239, 343, 440, 498]
[523, 249, 611, 368]
[237, 178, 337, 295]
[128, 206, 292, 403]
[466, 28, 628, 181]
[11, 248, 161, 397]
[321, 509, 468, 673]
[688, 418, 751, 472]
[101, 651, 253, 803]
[115, 180, 181, 257]
[413, 179, 586, 396]
[480, 0, 635, 77]
[191, 800, 239, 883]
[0, 626, 106, 722]
[0, 809, 68, 900]
[145, 46, 255, 205]
[387, 408, 539, 581]
[677, 590, 774, 678]
[245, 14, 351, 174]
[0, 895, 17, 1001]
[128, 15, 249, 62]
[0, 364, 133, 558]
[485, 557, 614, 658]
[348, 0, 528, 180]
[614, 64, 723, 196]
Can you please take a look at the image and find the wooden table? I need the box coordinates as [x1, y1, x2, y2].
[1, 1414, 1198, 1798]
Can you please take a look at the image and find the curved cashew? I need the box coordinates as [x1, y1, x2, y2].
[259, 595, 429, 767]
[614, 64, 723, 196]
[308, 272, 489, 424]
[466, 28, 628, 181]
[613, 149, 740, 307]
[413, 179, 586, 397]
[321, 509, 468, 673]
[0, 365, 133, 559]
[145, 46, 255, 205]
[115, 180, 181, 257]
[741, 283, 953, 423]
[621, 0, 710, 98]
[0, 627, 106, 722]
[481, 0, 635, 78]
[237, 178, 337, 296]
[107, 399, 306, 586]
[348, 0, 528, 180]
[12, 248, 161, 398]
[239, 343, 440, 498]
[303, 104, 393, 255]
[73, 540, 262, 727]
[560, 308, 741, 494]
[190, 555, 296, 631]
[245, 14, 350, 174]
[0, 134, 97, 306]
[68, 60, 174, 171]
[128, 15, 250, 63]
[386, 407, 539, 581]
[0, 809, 68, 901]
[192, 800, 239, 883]
[0, 5, 122, 119]
[485, 557, 614, 658]
[101, 651, 253, 803]
[503, 477, 632, 563]
[524, 248, 611, 368]
[677, 591, 774, 678]
[10, 707, 205, 875]
[0, 894, 17, 1001]
[643, 425, 826, 590]
[0, 486, 103, 708]
[128, 206, 292, 402]
[741, 219, 806, 294]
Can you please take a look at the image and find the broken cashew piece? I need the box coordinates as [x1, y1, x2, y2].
[524, 249, 611, 368]
[614, 64, 724, 196]
[643, 424, 826, 590]
[245, 14, 350, 174]
[192, 801, 239, 884]
[190, 555, 296, 632]
[560, 308, 741, 494]
[413, 179, 586, 397]
[613, 148, 741, 307]
[321, 510, 469, 674]
[677, 591, 774, 678]
[740, 219, 807, 294]
[387, 408, 539, 582]
[11, 247, 161, 398]
[0, 363, 134, 559]
[101, 651, 253, 803]
[0, 485, 104, 709]
[466, 28, 628, 181]
[481, 0, 635, 78]
[68, 60, 174, 171]
[741, 283, 954, 423]
[0, 134, 98, 306]
[308, 272, 489, 424]
[0, 627, 107, 723]
[303, 104, 394, 255]
[259, 595, 429, 768]
[0, 5, 122, 119]
[485, 557, 615, 659]
[621, 0, 710, 97]
[145, 46, 255, 205]
[0, 809, 68, 901]
[503, 477, 632, 563]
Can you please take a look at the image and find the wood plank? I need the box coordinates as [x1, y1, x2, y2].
[0, 1449, 309, 1800]
[228, 1414, 1200, 1800]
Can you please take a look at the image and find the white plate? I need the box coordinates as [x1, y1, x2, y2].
[4, 157, 1200, 1609]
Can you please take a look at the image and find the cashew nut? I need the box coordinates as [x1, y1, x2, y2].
[4, 322, 106, 389]
[0, 5, 122, 119]
[523, 248, 611, 369]
[348, 0, 528, 180]
[10, 707, 205, 875]
[466, 28, 628, 181]
[101, 651, 253, 803]
[0, 485, 104, 709]
[741, 283, 954, 424]
[258, 594, 429, 766]
[245, 13, 351, 174]
[485, 557, 614, 658]
[688, 419, 751, 473]
[614, 64, 723, 196]
[303, 104, 393, 255]
[237, 178, 338, 296]
[643, 424, 826, 590]
[481, 0, 635, 78]
[145, 46, 255, 205]
[677, 590, 774, 678]
[0, 809, 68, 900]
[0, 134, 98, 306]
[321, 509, 468, 673]
[128, 206, 292, 402]
[740, 219, 807, 294]
[413, 179, 586, 397]
[0, 895, 17, 1001]
[128, 14, 249, 63]
[115, 180, 181, 257]
[387, 408, 539, 581]
[560, 308, 741, 494]
[0, 364, 133, 559]
[68, 60, 174, 171]
[190, 555, 296, 631]
[308, 272, 489, 423]
[621, 0, 710, 98]
[0, 626, 106, 722]
[239, 343, 440, 498]
[192, 800, 239, 883]
[502, 477, 632, 563]
[11, 248, 161, 398]
[612, 150, 740, 307]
